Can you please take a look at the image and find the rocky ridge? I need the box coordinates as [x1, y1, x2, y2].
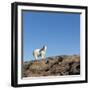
[23, 55, 80, 77]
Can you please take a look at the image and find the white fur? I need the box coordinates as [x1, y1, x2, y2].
[33, 46, 47, 60]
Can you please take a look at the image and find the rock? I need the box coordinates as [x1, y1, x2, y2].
[23, 55, 80, 77]
[29, 60, 48, 72]
[69, 62, 80, 75]
[49, 62, 70, 75]
[46, 56, 63, 67]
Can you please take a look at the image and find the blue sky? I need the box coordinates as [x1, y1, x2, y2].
[22, 11, 80, 61]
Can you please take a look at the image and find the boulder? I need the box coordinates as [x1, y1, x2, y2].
[29, 60, 48, 72]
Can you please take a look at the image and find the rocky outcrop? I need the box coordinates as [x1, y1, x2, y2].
[23, 55, 80, 77]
